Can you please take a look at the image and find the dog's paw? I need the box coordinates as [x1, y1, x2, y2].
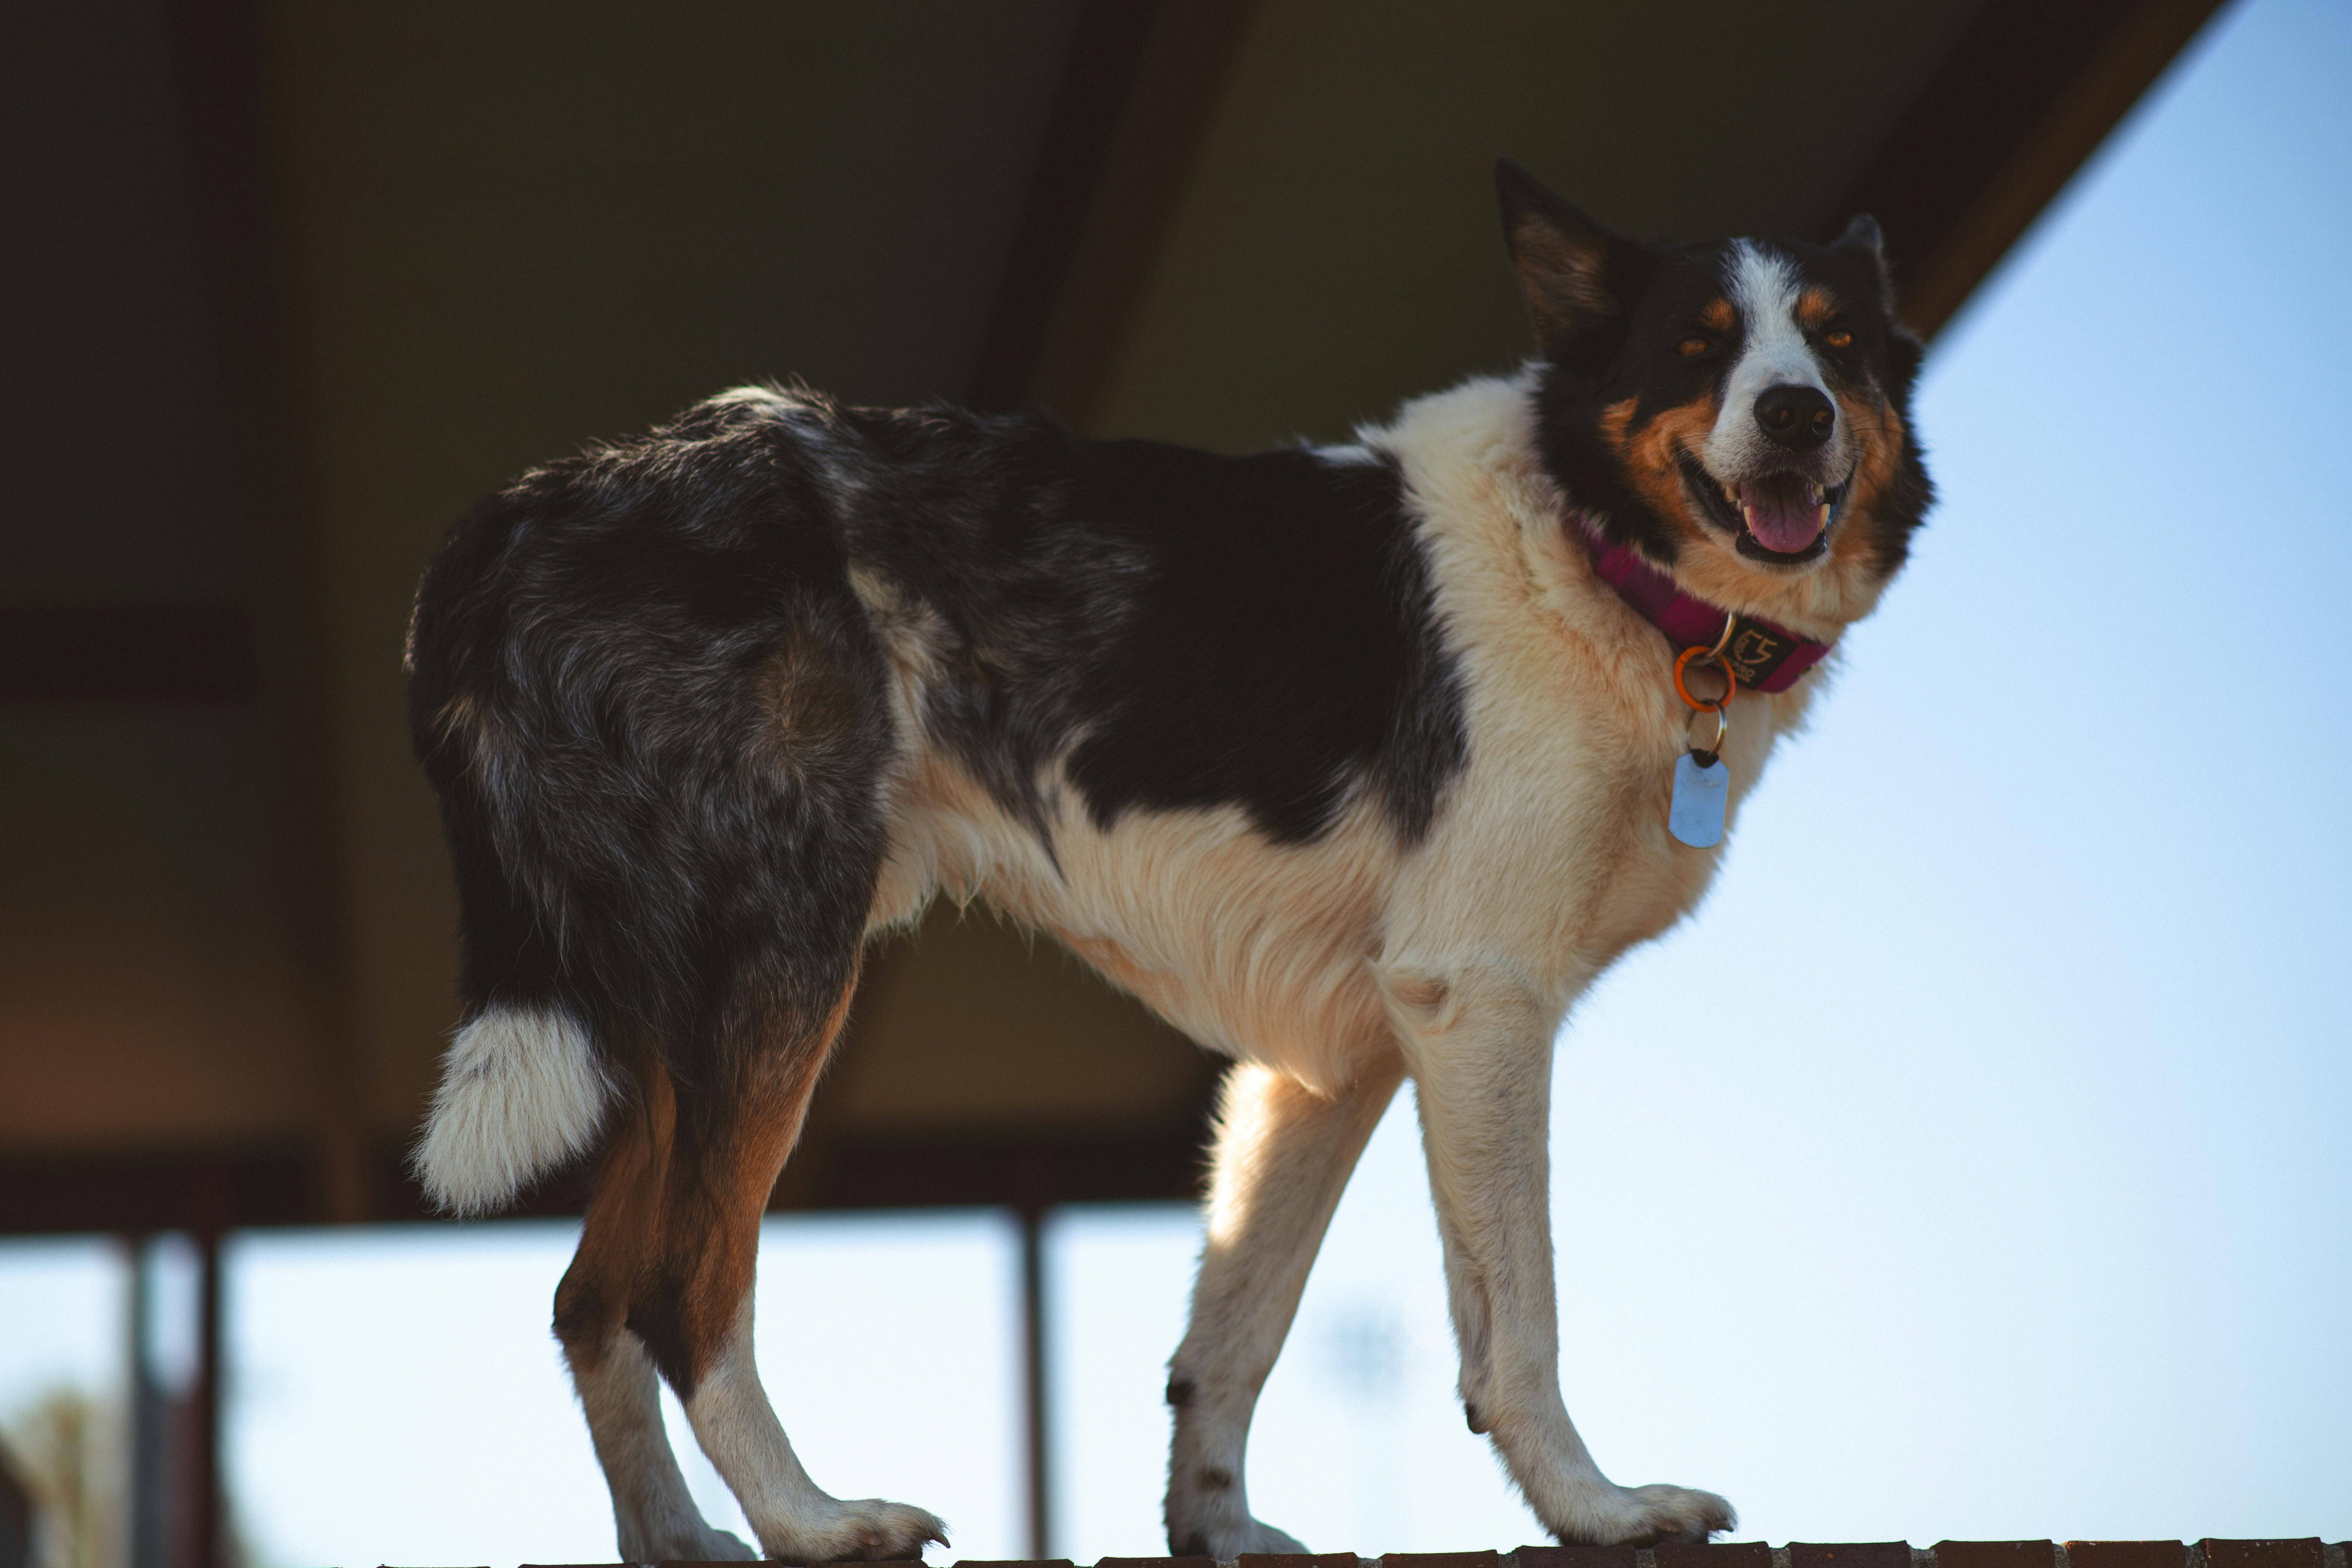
[1556, 1482, 1735, 1547]
[764, 1497, 949, 1564]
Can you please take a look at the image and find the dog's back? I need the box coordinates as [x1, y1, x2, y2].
[406, 386, 1470, 1216]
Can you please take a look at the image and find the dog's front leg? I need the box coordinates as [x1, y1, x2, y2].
[1164, 1056, 1404, 1556]
[1384, 958, 1734, 1546]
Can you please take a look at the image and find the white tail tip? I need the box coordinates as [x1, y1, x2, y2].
[412, 1007, 610, 1215]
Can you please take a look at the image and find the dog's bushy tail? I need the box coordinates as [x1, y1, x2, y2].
[404, 685, 623, 1216]
[414, 1006, 609, 1216]
[402, 393, 899, 1215]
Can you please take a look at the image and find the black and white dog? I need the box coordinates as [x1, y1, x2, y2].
[407, 160, 1930, 1561]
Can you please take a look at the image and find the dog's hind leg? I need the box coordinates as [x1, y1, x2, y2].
[632, 976, 947, 1566]
[1384, 959, 1733, 1546]
[555, 1074, 758, 1563]
[1163, 1056, 1404, 1556]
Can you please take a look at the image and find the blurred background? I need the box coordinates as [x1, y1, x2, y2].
[3, 0, 2346, 1565]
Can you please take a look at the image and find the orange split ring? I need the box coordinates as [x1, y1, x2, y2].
[1673, 644, 1737, 713]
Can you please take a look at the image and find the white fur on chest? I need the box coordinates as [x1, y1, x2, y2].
[1369, 376, 1814, 1002]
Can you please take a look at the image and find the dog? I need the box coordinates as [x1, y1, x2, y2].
[405, 158, 1930, 1560]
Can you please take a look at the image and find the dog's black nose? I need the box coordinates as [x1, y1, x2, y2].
[1755, 384, 1835, 448]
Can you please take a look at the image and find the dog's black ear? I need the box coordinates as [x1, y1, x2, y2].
[1496, 158, 1651, 357]
[1832, 212, 1896, 300]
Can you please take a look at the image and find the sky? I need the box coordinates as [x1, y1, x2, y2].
[3, 0, 2348, 1561]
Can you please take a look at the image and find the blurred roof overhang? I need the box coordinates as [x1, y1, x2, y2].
[0, 0, 2224, 1234]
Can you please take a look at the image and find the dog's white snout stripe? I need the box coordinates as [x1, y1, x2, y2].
[1705, 241, 1847, 477]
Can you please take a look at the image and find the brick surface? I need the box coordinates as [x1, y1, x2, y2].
[2064, 1542, 2186, 1568]
[1936, 1543, 2057, 1568]
[1236, 1555, 1360, 1568]
[1655, 1542, 1775, 1568]
[2200, 1542, 2325, 1568]
[1383, 1552, 1500, 1568]
[1515, 1546, 1640, 1568]
[1792, 1541, 1911, 1568]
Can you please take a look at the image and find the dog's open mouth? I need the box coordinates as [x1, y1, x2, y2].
[1678, 454, 1847, 564]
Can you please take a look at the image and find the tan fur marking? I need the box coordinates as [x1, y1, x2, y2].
[1699, 298, 1734, 331]
[758, 627, 861, 762]
[1797, 287, 1835, 328]
[1598, 397, 1636, 455]
[662, 979, 857, 1385]
[554, 1063, 676, 1360]
[1601, 394, 1720, 555]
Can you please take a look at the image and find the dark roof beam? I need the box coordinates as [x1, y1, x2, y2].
[1836, 0, 2229, 339]
[971, 0, 1256, 428]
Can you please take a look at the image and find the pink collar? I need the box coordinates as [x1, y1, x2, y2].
[1582, 528, 1835, 694]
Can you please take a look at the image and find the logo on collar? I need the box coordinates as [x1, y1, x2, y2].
[1723, 620, 1797, 689]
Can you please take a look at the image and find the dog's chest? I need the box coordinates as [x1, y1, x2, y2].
[1393, 647, 1802, 994]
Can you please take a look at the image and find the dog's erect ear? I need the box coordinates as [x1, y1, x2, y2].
[1832, 212, 1896, 300]
[1496, 158, 1651, 357]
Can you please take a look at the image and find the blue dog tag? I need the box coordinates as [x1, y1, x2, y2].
[1669, 752, 1728, 848]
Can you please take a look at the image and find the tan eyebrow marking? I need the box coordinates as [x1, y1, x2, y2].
[1699, 298, 1734, 331]
[1797, 287, 1836, 327]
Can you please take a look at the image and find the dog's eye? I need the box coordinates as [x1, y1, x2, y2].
[1822, 327, 1854, 349]
[1676, 336, 1710, 357]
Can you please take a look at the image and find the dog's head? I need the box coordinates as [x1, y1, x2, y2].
[1499, 159, 1932, 621]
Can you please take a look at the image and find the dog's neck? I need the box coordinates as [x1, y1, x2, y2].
[1577, 526, 1836, 693]
[1615, 514, 1892, 644]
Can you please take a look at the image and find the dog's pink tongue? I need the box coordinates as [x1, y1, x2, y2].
[1739, 475, 1824, 553]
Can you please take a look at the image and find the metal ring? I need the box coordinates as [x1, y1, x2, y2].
[1673, 644, 1736, 712]
[1686, 703, 1729, 756]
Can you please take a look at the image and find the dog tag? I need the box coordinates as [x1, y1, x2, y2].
[1669, 751, 1728, 848]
